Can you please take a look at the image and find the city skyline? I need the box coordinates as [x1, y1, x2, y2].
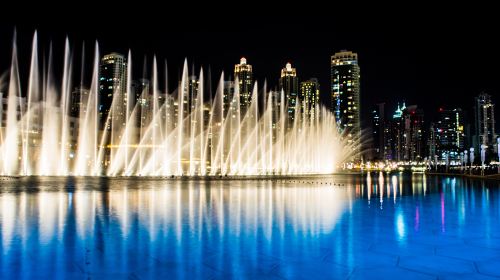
[1, 12, 499, 124]
[1, 31, 497, 126]
[1, 15, 500, 166]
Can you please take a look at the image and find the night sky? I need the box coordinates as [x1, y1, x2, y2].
[1, 8, 498, 127]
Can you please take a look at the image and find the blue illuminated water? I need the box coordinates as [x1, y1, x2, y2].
[1, 174, 500, 279]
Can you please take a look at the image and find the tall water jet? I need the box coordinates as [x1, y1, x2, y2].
[59, 38, 73, 175]
[23, 31, 40, 175]
[75, 42, 100, 176]
[39, 44, 60, 175]
[1, 32, 21, 175]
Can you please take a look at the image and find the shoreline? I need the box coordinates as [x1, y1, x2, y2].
[0, 172, 362, 181]
[3, 171, 499, 182]
[425, 172, 500, 181]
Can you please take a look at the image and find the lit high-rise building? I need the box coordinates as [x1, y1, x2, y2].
[403, 105, 425, 161]
[428, 122, 438, 160]
[473, 92, 497, 158]
[390, 103, 406, 161]
[269, 90, 284, 142]
[132, 78, 150, 130]
[371, 103, 386, 160]
[300, 78, 320, 122]
[187, 75, 199, 116]
[98, 53, 127, 130]
[331, 50, 360, 159]
[223, 80, 237, 117]
[234, 57, 253, 113]
[279, 62, 298, 126]
[435, 108, 465, 159]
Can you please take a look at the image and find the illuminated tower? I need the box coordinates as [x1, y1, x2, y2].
[474, 92, 497, 159]
[234, 57, 253, 114]
[279, 62, 298, 126]
[98, 52, 127, 130]
[371, 103, 385, 160]
[300, 78, 320, 122]
[436, 108, 465, 159]
[402, 105, 425, 161]
[331, 50, 360, 160]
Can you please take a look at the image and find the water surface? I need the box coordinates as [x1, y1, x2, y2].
[1, 174, 500, 279]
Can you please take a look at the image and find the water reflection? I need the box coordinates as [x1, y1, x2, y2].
[1, 174, 500, 278]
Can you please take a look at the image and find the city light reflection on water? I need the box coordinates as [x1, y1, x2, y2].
[1, 174, 500, 279]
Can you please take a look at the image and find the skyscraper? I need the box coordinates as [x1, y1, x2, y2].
[428, 122, 438, 160]
[132, 78, 150, 130]
[279, 62, 298, 126]
[331, 50, 360, 159]
[234, 57, 253, 113]
[299, 78, 320, 122]
[474, 92, 497, 159]
[223, 80, 236, 117]
[435, 108, 465, 159]
[403, 105, 425, 161]
[187, 75, 199, 116]
[98, 53, 127, 130]
[371, 103, 385, 160]
[390, 103, 406, 161]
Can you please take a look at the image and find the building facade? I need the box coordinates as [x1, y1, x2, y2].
[98, 53, 127, 131]
[403, 105, 425, 161]
[473, 92, 497, 160]
[279, 62, 298, 126]
[299, 78, 320, 122]
[371, 103, 386, 160]
[331, 50, 361, 160]
[435, 108, 465, 159]
[234, 57, 253, 114]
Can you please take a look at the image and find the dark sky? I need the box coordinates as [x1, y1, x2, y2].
[1, 7, 498, 126]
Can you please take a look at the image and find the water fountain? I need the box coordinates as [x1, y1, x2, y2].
[0, 33, 355, 177]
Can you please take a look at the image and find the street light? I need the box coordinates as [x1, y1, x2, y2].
[498, 138, 500, 174]
[464, 150, 468, 174]
[481, 144, 486, 176]
[470, 148, 475, 175]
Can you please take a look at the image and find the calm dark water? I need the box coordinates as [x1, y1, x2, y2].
[1, 174, 500, 279]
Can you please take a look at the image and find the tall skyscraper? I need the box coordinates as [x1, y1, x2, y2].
[187, 75, 199, 116]
[428, 122, 438, 160]
[331, 50, 360, 159]
[435, 108, 465, 159]
[299, 78, 320, 121]
[234, 57, 253, 113]
[132, 78, 151, 129]
[223, 80, 236, 117]
[403, 105, 425, 161]
[390, 103, 406, 161]
[474, 92, 497, 158]
[371, 103, 385, 160]
[98, 53, 127, 130]
[279, 62, 298, 126]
